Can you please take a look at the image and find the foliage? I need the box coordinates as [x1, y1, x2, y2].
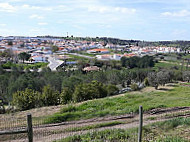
[121, 55, 154, 69]
[148, 72, 158, 89]
[47, 86, 190, 123]
[131, 83, 139, 91]
[8, 41, 13, 46]
[182, 71, 190, 82]
[144, 77, 149, 86]
[60, 87, 73, 104]
[73, 80, 107, 102]
[18, 52, 31, 63]
[12, 88, 41, 110]
[106, 84, 119, 96]
[42, 85, 60, 106]
[56, 129, 137, 142]
[51, 45, 59, 52]
[55, 117, 190, 142]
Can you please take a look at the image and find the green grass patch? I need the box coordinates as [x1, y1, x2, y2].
[1, 62, 48, 69]
[153, 61, 190, 71]
[65, 54, 89, 61]
[153, 62, 180, 70]
[46, 86, 190, 124]
[55, 128, 138, 142]
[55, 117, 190, 142]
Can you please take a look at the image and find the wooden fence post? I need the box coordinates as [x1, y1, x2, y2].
[138, 106, 143, 142]
[27, 113, 33, 142]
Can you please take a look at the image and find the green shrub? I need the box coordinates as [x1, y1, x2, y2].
[131, 83, 139, 91]
[12, 88, 41, 110]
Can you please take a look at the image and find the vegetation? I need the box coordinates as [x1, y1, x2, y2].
[51, 45, 59, 52]
[18, 52, 31, 63]
[56, 117, 190, 142]
[45, 85, 190, 123]
[1, 62, 48, 69]
[64, 121, 124, 132]
[121, 55, 154, 69]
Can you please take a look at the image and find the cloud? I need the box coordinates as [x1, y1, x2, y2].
[0, 24, 6, 27]
[0, 3, 17, 12]
[38, 22, 48, 25]
[21, 4, 53, 11]
[161, 10, 190, 17]
[29, 14, 44, 19]
[87, 5, 136, 14]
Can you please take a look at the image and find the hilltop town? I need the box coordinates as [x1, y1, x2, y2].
[0, 36, 185, 71]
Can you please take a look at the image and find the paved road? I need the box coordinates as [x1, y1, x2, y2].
[47, 55, 64, 71]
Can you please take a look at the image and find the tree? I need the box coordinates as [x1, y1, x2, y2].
[121, 55, 154, 69]
[18, 52, 31, 63]
[148, 72, 158, 89]
[183, 71, 190, 82]
[51, 45, 59, 52]
[73, 81, 107, 102]
[106, 84, 119, 96]
[42, 85, 60, 106]
[157, 70, 171, 86]
[12, 88, 40, 110]
[8, 41, 13, 46]
[0, 49, 14, 62]
[60, 87, 73, 104]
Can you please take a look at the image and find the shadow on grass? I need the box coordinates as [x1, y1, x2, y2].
[158, 88, 170, 91]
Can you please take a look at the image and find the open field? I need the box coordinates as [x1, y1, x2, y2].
[46, 84, 190, 123]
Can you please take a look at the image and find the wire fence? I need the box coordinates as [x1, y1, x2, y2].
[0, 106, 190, 142]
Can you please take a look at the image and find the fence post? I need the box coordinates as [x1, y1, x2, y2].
[138, 105, 143, 142]
[27, 113, 33, 142]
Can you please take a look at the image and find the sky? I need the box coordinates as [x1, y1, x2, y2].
[0, 0, 190, 41]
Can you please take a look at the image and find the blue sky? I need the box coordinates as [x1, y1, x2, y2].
[0, 0, 190, 41]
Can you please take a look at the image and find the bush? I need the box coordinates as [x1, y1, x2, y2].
[60, 88, 73, 104]
[12, 88, 41, 110]
[144, 77, 149, 86]
[106, 84, 119, 96]
[42, 85, 60, 106]
[130, 83, 139, 91]
[73, 81, 107, 102]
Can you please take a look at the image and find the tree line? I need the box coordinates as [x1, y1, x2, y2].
[0, 55, 190, 111]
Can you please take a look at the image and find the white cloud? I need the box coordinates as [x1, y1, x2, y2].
[29, 14, 44, 19]
[0, 3, 17, 12]
[0, 24, 6, 27]
[21, 4, 53, 11]
[87, 5, 136, 14]
[161, 10, 190, 17]
[38, 22, 48, 25]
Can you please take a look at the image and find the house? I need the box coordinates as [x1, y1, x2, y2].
[96, 54, 112, 60]
[113, 54, 123, 60]
[87, 49, 110, 54]
[30, 55, 48, 63]
[83, 66, 100, 72]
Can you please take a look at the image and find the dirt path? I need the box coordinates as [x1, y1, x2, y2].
[5, 107, 190, 142]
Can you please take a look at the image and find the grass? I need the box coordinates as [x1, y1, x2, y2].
[65, 54, 89, 61]
[143, 117, 190, 141]
[64, 121, 124, 132]
[55, 128, 138, 142]
[1, 62, 48, 69]
[153, 62, 181, 70]
[55, 117, 190, 142]
[45, 85, 190, 124]
[153, 61, 190, 71]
